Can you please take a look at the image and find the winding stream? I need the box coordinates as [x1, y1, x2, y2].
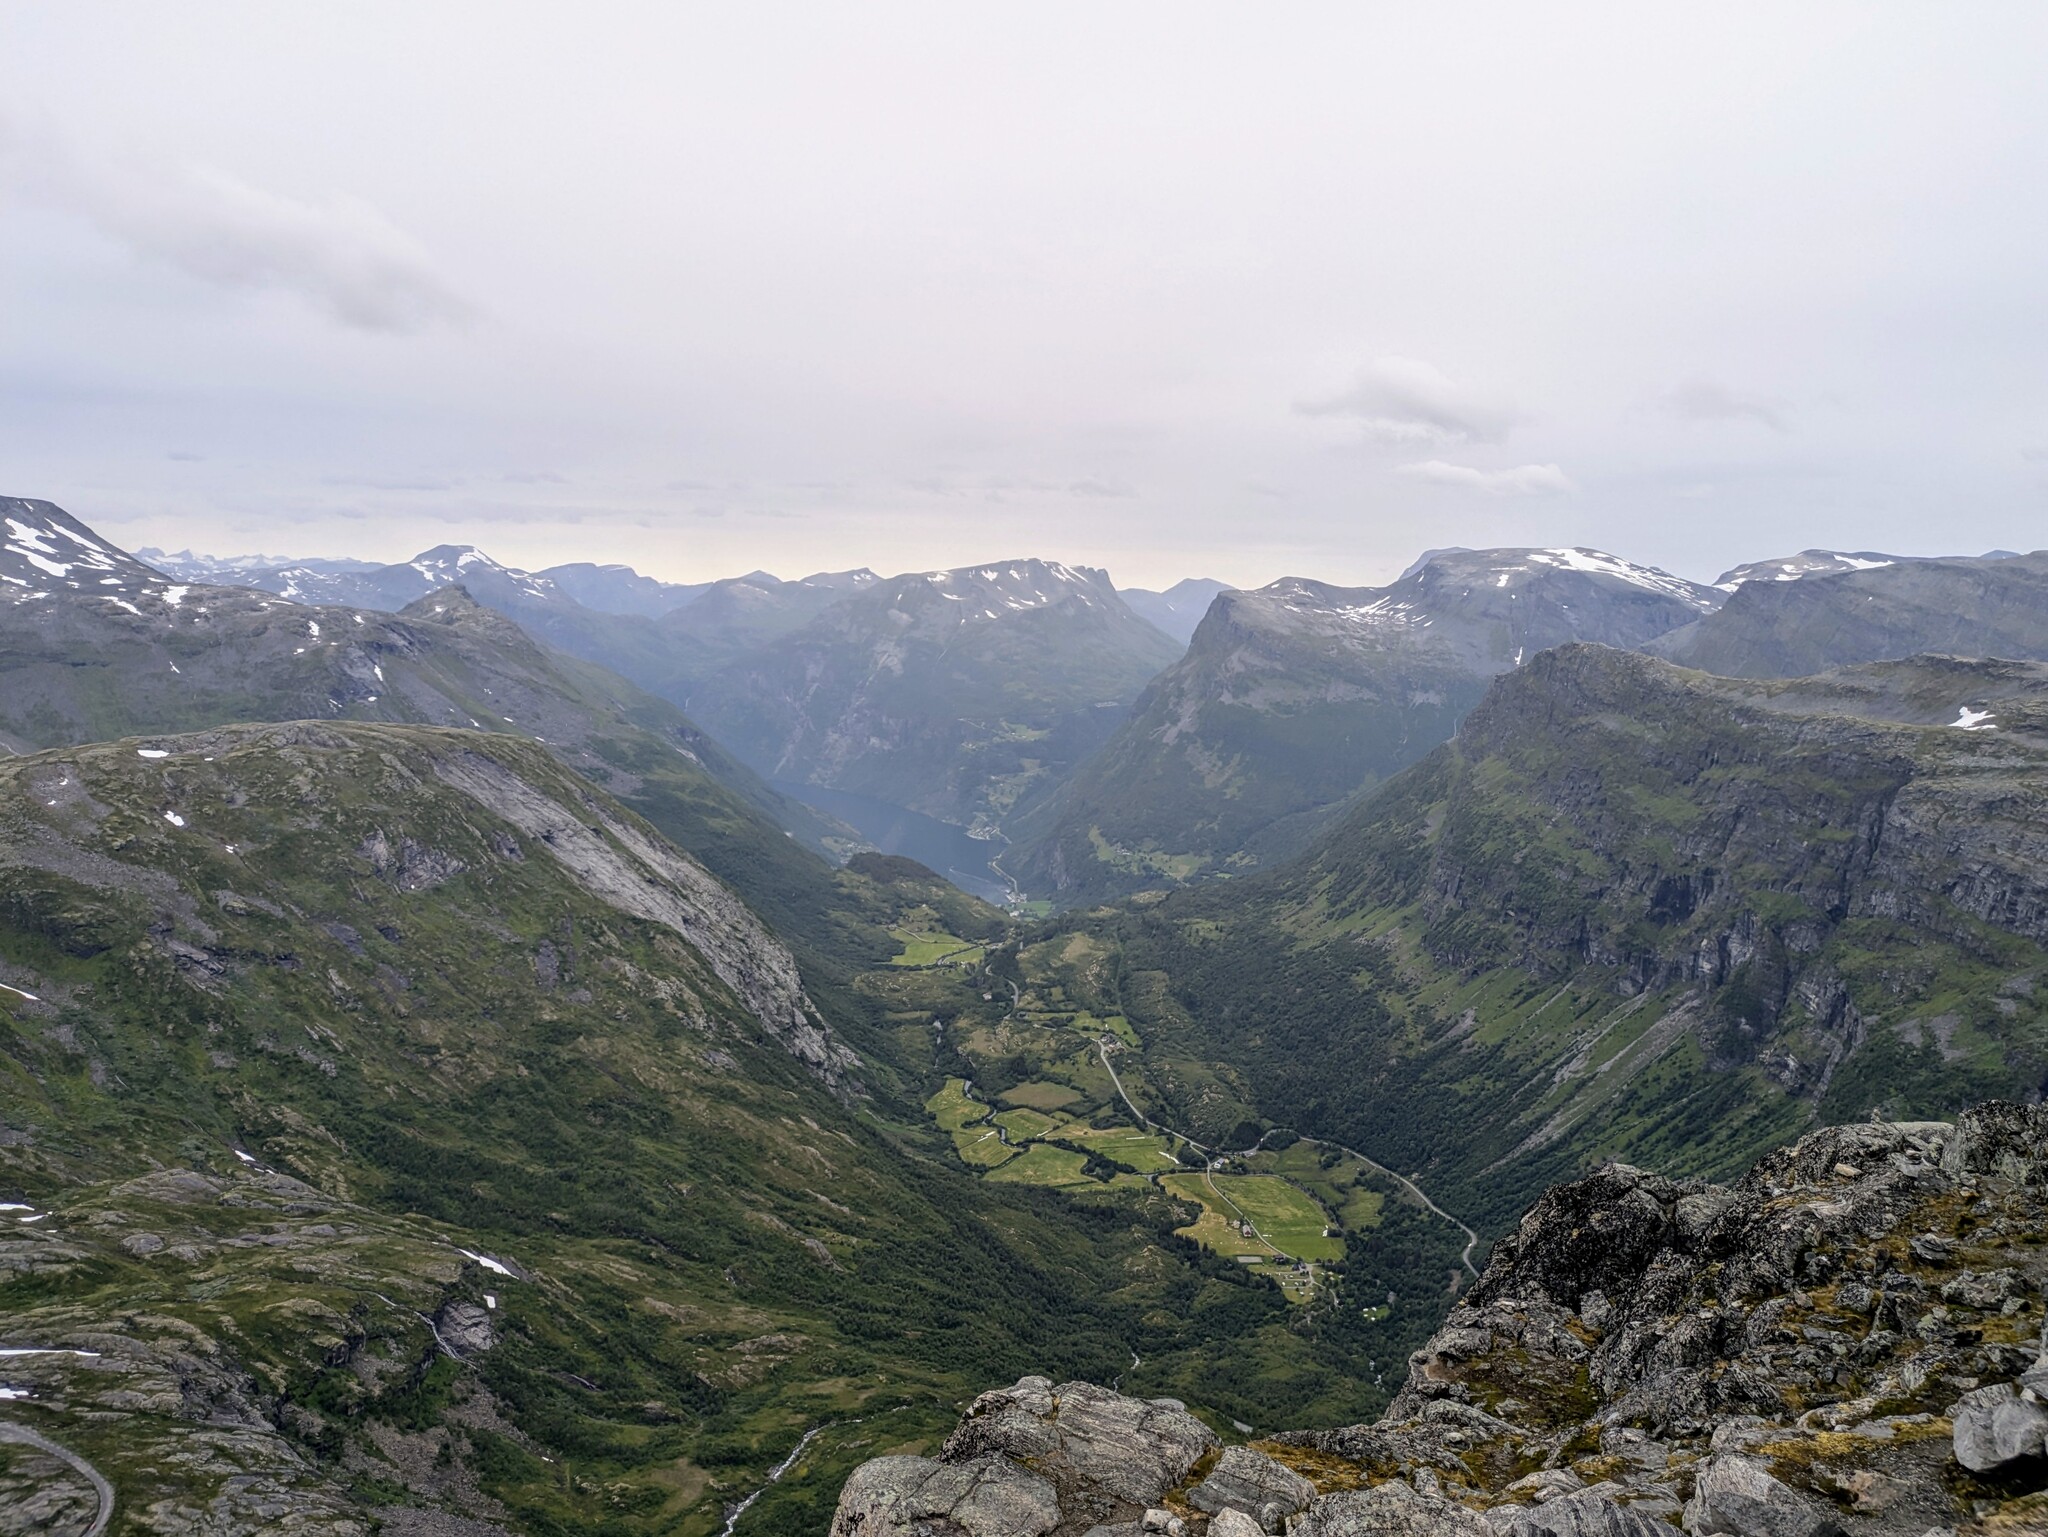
[718, 1420, 838, 1537]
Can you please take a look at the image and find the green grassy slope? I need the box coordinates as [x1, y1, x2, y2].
[0, 724, 1336, 1532]
[1040, 646, 2048, 1236]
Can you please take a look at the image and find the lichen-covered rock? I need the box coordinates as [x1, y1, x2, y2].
[831, 1378, 1216, 1537]
[944, 1377, 1218, 1514]
[1207, 1509, 1264, 1537]
[1292, 1481, 1492, 1536]
[1951, 1381, 2048, 1472]
[1683, 1455, 1844, 1537]
[1483, 1489, 1671, 1537]
[830, 1453, 1061, 1537]
[1185, 1444, 1313, 1528]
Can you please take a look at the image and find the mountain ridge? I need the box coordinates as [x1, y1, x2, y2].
[1010, 548, 1722, 905]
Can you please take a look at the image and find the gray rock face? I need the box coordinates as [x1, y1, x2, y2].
[944, 1378, 1218, 1514]
[1292, 1482, 1492, 1537]
[1682, 1456, 1843, 1537]
[431, 746, 859, 1086]
[830, 1453, 1061, 1537]
[1485, 1490, 1671, 1537]
[1950, 1381, 2048, 1472]
[831, 1378, 1215, 1537]
[434, 1300, 496, 1358]
[1185, 1444, 1313, 1527]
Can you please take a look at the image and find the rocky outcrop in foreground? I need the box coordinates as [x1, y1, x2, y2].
[831, 1104, 2048, 1536]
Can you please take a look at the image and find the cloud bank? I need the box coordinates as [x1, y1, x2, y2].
[1297, 357, 1522, 445]
[1660, 377, 1788, 432]
[1397, 460, 1575, 496]
[0, 113, 472, 334]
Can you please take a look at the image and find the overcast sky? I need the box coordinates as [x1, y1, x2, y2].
[3, 4, 2045, 590]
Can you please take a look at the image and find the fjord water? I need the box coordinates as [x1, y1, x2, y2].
[773, 778, 1013, 904]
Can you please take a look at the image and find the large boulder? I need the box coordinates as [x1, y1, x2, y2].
[1681, 1455, 1843, 1537]
[830, 1453, 1061, 1537]
[944, 1378, 1218, 1511]
[1951, 1381, 2048, 1473]
[1486, 1489, 1674, 1537]
[1186, 1445, 1314, 1531]
[1944, 1101, 2048, 1187]
[831, 1377, 1217, 1537]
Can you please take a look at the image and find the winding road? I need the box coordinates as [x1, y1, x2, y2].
[976, 963, 1485, 1277]
[1093, 1035, 1481, 1276]
[0, 1421, 114, 1537]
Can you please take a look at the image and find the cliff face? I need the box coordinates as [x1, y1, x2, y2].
[1012, 552, 1717, 905]
[1652, 551, 2048, 680]
[1042, 646, 2048, 1233]
[830, 1103, 2048, 1536]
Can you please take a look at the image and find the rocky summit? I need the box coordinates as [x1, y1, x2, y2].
[829, 1104, 2048, 1536]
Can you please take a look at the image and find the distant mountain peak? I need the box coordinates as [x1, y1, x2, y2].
[890, 558, 1121, 620]
[1396, 545, 1472, 580]
[797, 567, 879, 589]
[1409, 546, 1721, 611]
[1117, 577, 1231, 643]
[1713, 548, 1904, 590]
[3, 495, 179, 609]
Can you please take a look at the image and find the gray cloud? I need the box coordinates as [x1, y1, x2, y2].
[1660, 377, 1789, 432]
[1297, 357, 1523, 445]
[320, 473, 461, 491]
[1397, 460, 1575, 496]
[0, 113, 472, 334]
[6, 9, 2047, 589]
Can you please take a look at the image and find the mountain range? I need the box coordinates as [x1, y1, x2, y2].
[1007, 548, 1722, 903]
[142, 541, 1198, 888]
[10, 493, 2048, 1532]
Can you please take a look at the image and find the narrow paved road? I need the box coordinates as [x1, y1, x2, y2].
[1317, 1139, 1482, 1277]
[1095, 1036, 1481, 1276]
[0, 1420, 114, 1537]
[981, 959, 1485, 1276]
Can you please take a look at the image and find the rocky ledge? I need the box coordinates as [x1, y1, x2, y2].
[830, 1104, 2048, 1537]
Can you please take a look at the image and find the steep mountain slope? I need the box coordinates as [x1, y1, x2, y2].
[1656, 549, 2048, 676]
[0, 724, 1295, 1534]
[1012, 550, 1719, 905]
[0, 496, 860, 931]
[1041, 645, 2048, 1234]
[832, 1104, 2048, 1537]
[679, 561, 1184, 837]
[1118, 578, 1231, 645]
[199, 546, 905, 732]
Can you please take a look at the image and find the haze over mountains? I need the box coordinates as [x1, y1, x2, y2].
[8, 493, 2048, 1532]
[104, 518, 2048, 913]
